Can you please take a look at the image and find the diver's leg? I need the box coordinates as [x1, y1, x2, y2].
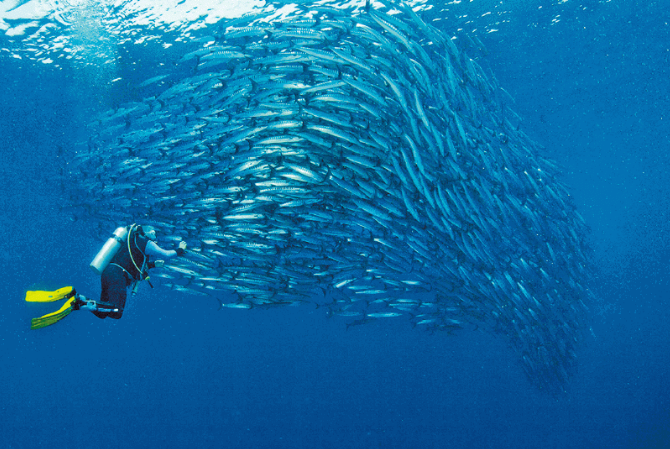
[88, 268, 126, 319]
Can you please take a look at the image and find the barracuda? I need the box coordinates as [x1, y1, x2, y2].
[65, 0, 591, 392]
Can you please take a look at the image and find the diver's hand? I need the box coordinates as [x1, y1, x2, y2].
[154, 260, 165, 268]
[176, 241, 187, 256]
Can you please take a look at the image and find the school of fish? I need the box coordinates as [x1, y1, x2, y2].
[63, 1, 591, 391]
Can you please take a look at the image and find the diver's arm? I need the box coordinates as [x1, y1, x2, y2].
[145, 240, 180, 259]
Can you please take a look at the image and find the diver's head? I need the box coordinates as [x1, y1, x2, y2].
[140, 225, 157, 241]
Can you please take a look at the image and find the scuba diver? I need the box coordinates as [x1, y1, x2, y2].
[26, 224, 187, 329]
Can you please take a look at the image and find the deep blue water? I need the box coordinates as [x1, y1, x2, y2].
[1, 0, 669, 448]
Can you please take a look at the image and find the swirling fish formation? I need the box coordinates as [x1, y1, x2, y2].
[64, 1, 591, 390]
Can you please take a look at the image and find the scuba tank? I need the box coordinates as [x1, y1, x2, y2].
[90, 224, 154, 300]
[89, 226, 129, 275]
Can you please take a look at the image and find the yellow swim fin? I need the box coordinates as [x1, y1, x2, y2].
[30, 297, 78, 330]
[25, 286, 75, 303]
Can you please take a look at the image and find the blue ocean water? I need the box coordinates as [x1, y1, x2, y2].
[1, 0, 669, 448]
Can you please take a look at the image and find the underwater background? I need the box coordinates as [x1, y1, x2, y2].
[1, 0, 668, 448]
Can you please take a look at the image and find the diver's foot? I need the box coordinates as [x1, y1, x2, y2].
[73, 294, 97, 311]
[72, 295, 84, 311]
[82, 301, 98, 312]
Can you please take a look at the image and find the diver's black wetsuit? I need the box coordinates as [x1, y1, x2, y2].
[95, 233, 150, 319]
